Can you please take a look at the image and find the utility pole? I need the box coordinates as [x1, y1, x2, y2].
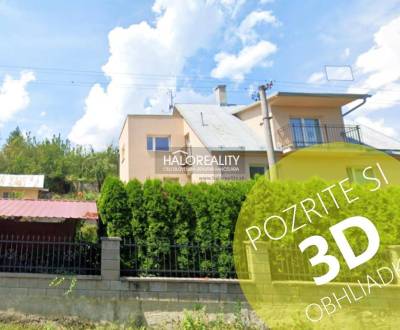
[259, 82, 277, 181]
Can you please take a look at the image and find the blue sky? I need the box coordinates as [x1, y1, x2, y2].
[0, 0, 399, 149]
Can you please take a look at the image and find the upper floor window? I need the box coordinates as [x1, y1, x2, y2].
[147, 136, 170, 151]
[290, 118, 322, 147]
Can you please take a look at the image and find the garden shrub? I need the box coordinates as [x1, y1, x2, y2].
[185, 183, 214, 274]
[126, 179, 146, 239]
[75, 222, 98, 243]
[98, 176, 254, 278]
[237, 176, 400, 282]
[98, 177, 131, 238]
[164, 181, 193, 271]
[142, 179, 171, 273]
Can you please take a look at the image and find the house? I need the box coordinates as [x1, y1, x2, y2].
[119, 86, 400, 184]
[0, 199, 98, 238]
[0, 174, 46, 199]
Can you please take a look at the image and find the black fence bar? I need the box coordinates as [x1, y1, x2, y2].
[269, 245, 392, 283]
[120, 239, 249, 279]
[0, 235, 101, 275]
[277, 124, 362, 150]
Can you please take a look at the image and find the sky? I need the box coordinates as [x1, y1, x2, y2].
[0, 0, 399, 150]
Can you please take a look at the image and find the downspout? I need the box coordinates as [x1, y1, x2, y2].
[342, 95, 371, 117]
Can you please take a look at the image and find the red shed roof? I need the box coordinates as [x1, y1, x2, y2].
[0, 199, 98, 221]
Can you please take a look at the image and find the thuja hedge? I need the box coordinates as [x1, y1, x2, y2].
[98, 177, 254, 277]
[237, 176, 400, 282]
[99, 175, 400, 280]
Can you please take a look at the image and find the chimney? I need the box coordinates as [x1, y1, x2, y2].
[214, 85, 227, 106]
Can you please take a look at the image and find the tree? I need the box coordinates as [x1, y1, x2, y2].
[98, 177, 131, 238]
[142, 179, 170, 273]
[126, 179, 145, 239]
[0, 127, 119, 195]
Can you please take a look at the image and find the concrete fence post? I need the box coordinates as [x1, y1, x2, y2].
[244, 241, 273, 283]
[101, 237, 121, 281]
[388, 245, 400, 284]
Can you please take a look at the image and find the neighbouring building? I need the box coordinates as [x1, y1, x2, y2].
[0, 199, 98, 237]
[0, 174, 46, 199]
[119, 86, 400, 184]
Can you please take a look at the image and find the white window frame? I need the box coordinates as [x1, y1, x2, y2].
[147, 136, 171, 152]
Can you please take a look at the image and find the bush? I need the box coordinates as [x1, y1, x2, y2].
[126, 179, 146, 239]
[142, 179, 171, 272]
[75, 222, 98, 243]
[164, 181, 192, 270]
[236, 176, 400, 282]
[98, 177, 131, 238]
[99, 177, 255, 278]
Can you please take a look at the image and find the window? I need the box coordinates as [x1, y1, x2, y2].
[147, 136, 170, 151]
[2, 192, 17, 199]
[290, 118, 322, 147]
[347, 167, 375, 184]
[121, 145, 126, 163]
[249, 166, 265, 179]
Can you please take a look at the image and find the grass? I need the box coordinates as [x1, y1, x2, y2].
[0, 307, 260, 330]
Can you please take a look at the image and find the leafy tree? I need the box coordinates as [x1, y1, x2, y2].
[0, 127, 119, 195]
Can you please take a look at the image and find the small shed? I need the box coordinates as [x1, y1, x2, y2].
[0, 199, 98, 238]
[0, 174, 46, 199]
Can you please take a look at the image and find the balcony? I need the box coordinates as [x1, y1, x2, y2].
[276, 124, 362, 151]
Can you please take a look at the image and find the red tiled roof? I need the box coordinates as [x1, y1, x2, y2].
[0, 199, 98, 221]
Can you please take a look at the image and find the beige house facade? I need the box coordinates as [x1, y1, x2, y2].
[0, 174, 45, 199]
[119, 86, 400, 184]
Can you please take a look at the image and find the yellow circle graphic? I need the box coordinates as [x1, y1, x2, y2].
[233, 143, 400, 329]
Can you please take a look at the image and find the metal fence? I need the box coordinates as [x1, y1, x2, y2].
[269, 245, 392, 283]
[0, 235, 101, 275]
[120, 240, 249, 279]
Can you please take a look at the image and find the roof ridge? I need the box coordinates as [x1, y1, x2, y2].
[0, 198, 96, 203]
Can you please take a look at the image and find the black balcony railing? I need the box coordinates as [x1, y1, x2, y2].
[276, 124, 362, 150]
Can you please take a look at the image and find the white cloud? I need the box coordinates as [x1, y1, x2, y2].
[69, 0, 225, 150]
[307, 72, 325, 84]
[0, 71, 35, 126]
[237, 10, 279, 44]
[40, 111, 46, 117]
[37, 124, 54, 139]
[353, 116, 397, 138]
[211, 40, 277, 81]
[219, 0, 246, 18]
[349, 15, 400, 113]
[260, 0, 274, 4]
[356, 16, 400, 89]
[175, 88, 214, 105]
[342, 47, 350, 59]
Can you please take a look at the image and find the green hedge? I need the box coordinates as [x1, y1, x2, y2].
[98, 178, 254, 277]
[236, 176, 400, 282]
